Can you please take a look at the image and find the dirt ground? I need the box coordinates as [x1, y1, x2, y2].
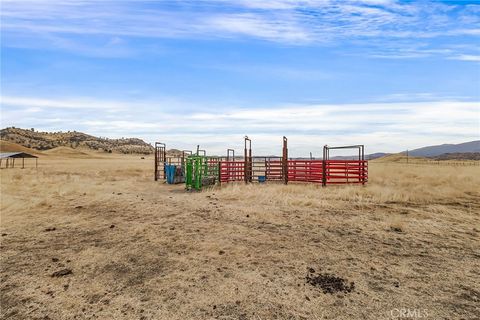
[1, 154, 479, 320]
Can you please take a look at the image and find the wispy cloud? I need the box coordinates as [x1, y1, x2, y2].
[2, 94, 478, 155]
[449, 54, 480, 62]
[0, 96, 127, 110]
[1, 0, 479, 58]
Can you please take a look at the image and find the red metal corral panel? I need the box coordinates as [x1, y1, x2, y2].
[219, 159, 368, 185]
[219, 161, 245, 182]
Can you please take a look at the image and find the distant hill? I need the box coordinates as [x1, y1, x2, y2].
[0, 127, 154, 154]
[373, 154, 419, 163]
[430, 152, 480, 161]
[43, 146, 95, 158]
[406, 141, 480, 157]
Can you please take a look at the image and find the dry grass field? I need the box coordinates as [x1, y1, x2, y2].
[1, 152, 479, 320]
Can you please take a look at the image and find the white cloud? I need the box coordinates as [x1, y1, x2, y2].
[1, 0, 479, 54]
[2, 95, 478, 155]
[449, 54, 480, 62]
[1, 96, 127, 110]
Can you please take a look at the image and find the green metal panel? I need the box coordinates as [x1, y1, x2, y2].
[185, 155, 220, 191]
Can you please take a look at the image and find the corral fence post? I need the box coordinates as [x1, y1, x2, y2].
[244, 136, 252, 183]
[322, 145, 327, 187]
[282, 136, 288, 185]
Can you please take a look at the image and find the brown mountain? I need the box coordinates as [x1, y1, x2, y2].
[0, 127, 154, 154]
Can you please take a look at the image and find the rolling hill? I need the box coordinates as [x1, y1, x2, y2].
[0, 127, 154, 154]
[406, 140, 480, 157]
[0, 140, 44, 156]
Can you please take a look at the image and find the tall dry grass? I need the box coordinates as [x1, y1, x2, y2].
[213, 163, 480, 208]
[1, 158, 478, 217]
[0, 156, 152, 215]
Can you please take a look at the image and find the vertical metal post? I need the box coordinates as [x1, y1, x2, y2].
[248, 143, 252, 182]
[282, 136, 288, 185]
[227, 149, 235, 161]
[163, 146, 166, 176]
[362, 145, 365, 185]
[244, 137, 248, 183]
[406, 149, 409, 164]
[22, 157, 25, 169]
[244, 136, 251, 183]
[358, 147, 361, 183]
[36, 158, 38, 168]
[154, 144, 158, 181]
[322, 145, 327, 187]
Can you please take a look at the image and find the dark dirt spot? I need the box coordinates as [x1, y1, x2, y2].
[51, 258, 59, 262]
[117, 193, 122, 195]
[246, 215, 249, 218]
[306, 270, 355, 294]
[219, 250, 225, 255]
[1, 233, 8, 236]
[110, 225, 115, 229]
[393, 281, 400, 288]
[51, 268, 73, 277]
[44, 227, 56, 232]
[390, 226, 403, 233]
[169, 226, 175, 230]
[74, 206, 83, 209]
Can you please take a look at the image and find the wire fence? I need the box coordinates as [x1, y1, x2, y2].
[374, 160, 480, 167]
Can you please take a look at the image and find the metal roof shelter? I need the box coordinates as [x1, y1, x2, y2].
[0, 152, 38, 169]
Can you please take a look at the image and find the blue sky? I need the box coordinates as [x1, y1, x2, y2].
[1, 0, 479, 156]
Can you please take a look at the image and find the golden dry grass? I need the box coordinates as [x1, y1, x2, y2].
[1, 154, 479, 319]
